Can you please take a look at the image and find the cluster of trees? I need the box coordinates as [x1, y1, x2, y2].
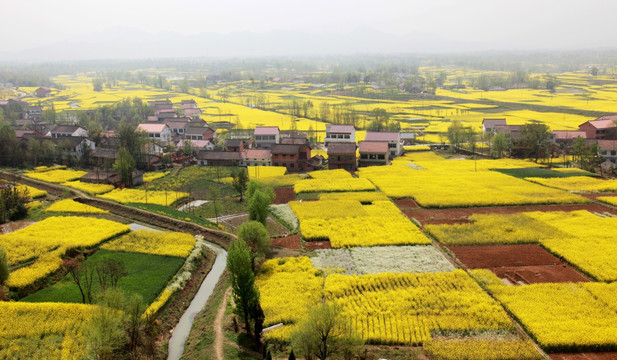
[447, 121, 556, 162]
[74, 97, 153, 131]
[470, 72, 560, 92]
[571, 136, 602, 171]
[0, 185, 29, 224]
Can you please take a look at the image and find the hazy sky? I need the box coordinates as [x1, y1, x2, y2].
[2, 0, 616, 53]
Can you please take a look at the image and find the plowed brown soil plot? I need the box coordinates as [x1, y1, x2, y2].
[273, 187, 296, 204]
[449, 244, 590, 284]
[404, 203, 617, 225]
[271, 234, 302, 249]
[550, 352, 617, 360]
[393, 198, 419, 208]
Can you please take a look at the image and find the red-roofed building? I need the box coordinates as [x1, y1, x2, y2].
[327, 142, 357, 171]
[358, 141, 389, 167]
[325, 125, 356, 146]
[553, 130, 587, 147]
[254, 127, 280, 148]
[240, 149, 272, 166]
[364, 131, 402, 157]
[579, 115, 617, 140]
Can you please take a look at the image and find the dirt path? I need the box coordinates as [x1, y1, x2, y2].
[214, 286, 232, 360]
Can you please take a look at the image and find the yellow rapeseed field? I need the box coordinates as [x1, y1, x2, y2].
[0, 302, 99, 359]
[98, 188, 189, 206]
[474, 269, 617, 351]
[101, 230, 195, 258]
[257, 257, 324, 327]
[44, 199, 109, 214]
[325, 270, 515, 345]
[526, 176, 617, 192]
[61, 181, 114, 195]
[24, 169, 87, 183]
[294, 177, 375, 193]
[423, 337, 542, 360]
[290, 200, 430, 247]
[1, 216, 129, 288]
[247, 166, 286, 179]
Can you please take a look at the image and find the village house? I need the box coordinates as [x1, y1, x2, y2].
[50, 136, 96, 159]
[35, 87, 52, 98]
[224, 139, 246, 152]
[25, 106, 43, 122]
[176, 139, 214, 152]
[165, 120, 191, 136]
[196, 150, 242, 166]
[596, 140, 617, 163]
[184, 125, 215, 141]
[364, 132, 402, 157]
[271, 142, 312, 172]
[579, 115, 617, 140]
[136, 123, 172, 143]
[180, 99, 198, 109]
[254, 126, 280, 149]
[327, 142, 357, 171]
[325, 125, 356, 146]
[553, 130, 587, 147]
[240, 149, 272, 167]
[358, 141, 390, 167]
[400, 132, 416, 145]
[46, 125, 88, 138]
[482, 118, 507, 133]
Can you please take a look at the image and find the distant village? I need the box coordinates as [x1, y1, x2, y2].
[2, 88, 617, 186]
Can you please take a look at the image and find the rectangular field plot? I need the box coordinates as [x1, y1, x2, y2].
[325, 270, 515, 345]
[449, 244, 589, 284]
[474, 270, 617, 352]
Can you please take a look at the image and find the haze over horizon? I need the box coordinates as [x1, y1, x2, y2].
[2, 0, 616, 61]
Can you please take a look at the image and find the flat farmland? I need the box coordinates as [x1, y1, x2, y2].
[449, 244, 590, 284]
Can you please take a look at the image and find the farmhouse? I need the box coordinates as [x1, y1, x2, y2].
[50, 136, 96, 159]
[271, 143, 312, 172]
[364, 132, 402, 157]
[184, 125, 215, 141]
[327, 142, 357, 171]
[35, 87, 52, 97]
[596, 140, 617, 163]
[325, 125, 355, 146]
[482, 118, 507, 133]
[240, 149, 272, 167]
[254, 126, 280, 149]
[136, 123, 172, 143]
[224, 139, 246, 152]
[46, 125, 88, 138]
[553, 130, 587, 147]
[196, 150, 241, 166]
[579, 115, 617, 140]
[358, 141, 390, 167]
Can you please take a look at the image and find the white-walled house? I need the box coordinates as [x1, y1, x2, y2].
[137, 123, 172, 143]
[46, 125, 88, 138]
[325, 125, 356, 145]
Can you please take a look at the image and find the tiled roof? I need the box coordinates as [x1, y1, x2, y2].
[272, 144, 300, 155]
[196, 151, 241, 160]
[359, 141, 388, 153]
[242, 149, 271, 159]
[553, 130, 586, 140]
[137, 123, 168, 133]
[364, 132, 400, 142]
[326, 125, 355, 133]
[327, 142, 357, 154]
[254, 126, 279, 135]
